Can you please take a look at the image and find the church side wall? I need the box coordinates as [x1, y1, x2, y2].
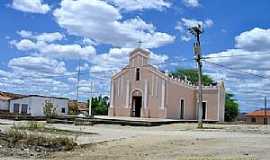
[201, 89, 219, 121]
[166, 81, 197, 120]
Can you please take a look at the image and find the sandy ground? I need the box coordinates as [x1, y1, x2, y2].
[1, 119, 270, 160]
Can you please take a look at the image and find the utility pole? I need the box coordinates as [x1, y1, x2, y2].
[189, 24, 204, 128]
[264, 96, 267, 125]
[89, 81, 94, 118]
[76, 58, 81, 102]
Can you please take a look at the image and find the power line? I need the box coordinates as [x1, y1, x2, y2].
[203, 52, 270, 60]
[203, 60, 268, 79]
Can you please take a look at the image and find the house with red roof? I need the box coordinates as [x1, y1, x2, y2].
[246, 109, 270, 124]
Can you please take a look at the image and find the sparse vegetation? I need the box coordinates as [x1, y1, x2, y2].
[11, 121, 96, 136]
[88, 95, 109, 115]
[0, 127, 77, 158]
[43, 101, 57, 118]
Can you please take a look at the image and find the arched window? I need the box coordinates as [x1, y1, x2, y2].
[136, 68, 140, 81]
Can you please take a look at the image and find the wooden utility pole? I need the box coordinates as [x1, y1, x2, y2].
[76, 58, 81, 101]
[89, 81, 94, 118]
[264, 96, 267, 124]
[189, 25, 204, 128]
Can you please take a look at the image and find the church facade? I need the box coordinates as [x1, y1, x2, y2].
[108, 48, 225, 122]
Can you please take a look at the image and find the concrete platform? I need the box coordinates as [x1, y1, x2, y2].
[89, 116, 218, 126]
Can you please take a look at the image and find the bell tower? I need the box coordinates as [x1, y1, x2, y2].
[129, 48, 150, 67]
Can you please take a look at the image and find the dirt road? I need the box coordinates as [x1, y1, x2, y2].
[1, 120, 270, 160]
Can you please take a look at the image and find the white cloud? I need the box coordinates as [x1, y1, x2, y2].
[36, 32, 64, 42]
[182, 0, 200, 8]
[17, 30, 64, 42]
[175, 18, 214, 41]
[0, 56, 85, 100]
[177, 18, 214, 29]
[39, 43, 96, 60]
[106, 0, 171, 11]
[53, 0, 175, 48]
[11, 0, 50, 14]
[90, 48, 168, 73]
[8, 56, 67, 75]
[11, 39, 96, 60]
[235, 28, 270, 51]
[76, 63, 90, 72]
[10, 39, 36, 51]
[17, 30, 33, 38]
[206, 28, 270, 112]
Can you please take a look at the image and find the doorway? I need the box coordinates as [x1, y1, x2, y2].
[180, 99, 184, 119]
[132, 96, 142, 117]
[202, 102, 207, 120]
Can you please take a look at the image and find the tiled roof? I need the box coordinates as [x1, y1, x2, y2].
[0, 91, 68, 101]
[0, 95, 11, 101]
[246, 110, 270, 117]
[0, 91, 24, 100]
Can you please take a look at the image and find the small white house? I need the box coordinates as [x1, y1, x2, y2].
[9, 95, 69, 117]
[0, 95, 10, 111]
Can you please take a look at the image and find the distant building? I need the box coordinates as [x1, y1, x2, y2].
[68, 100, 88, 115]
[246, 109, 270, 124]
[237, 112, 247, 122]
[108, 48, 225, 121]
[0, 91, 24, 111]
[9, 95, 69, 117]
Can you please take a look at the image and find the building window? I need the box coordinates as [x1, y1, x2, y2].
[180, 99, 184, 119]
[136, 68, 140, 81]
[13, 103, 20, 113]
[21, 104, 28, 114]
[61, 108, 66, 113]
[251, 117, 256, 123]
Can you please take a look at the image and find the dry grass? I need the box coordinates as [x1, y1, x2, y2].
[6, 128, 77, 151]
[12, 121, 96, 136]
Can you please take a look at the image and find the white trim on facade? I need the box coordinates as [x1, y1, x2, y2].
[125, 80, 130, 108]
[151, 75, 154, 96]
[161, 79, 165, 110]
[203, 101, 208, 120]
[110, 81, 114, 108]
[155, 76, 158, 97]
[117, 78, 120, 97]
[144, 80, 148, 109]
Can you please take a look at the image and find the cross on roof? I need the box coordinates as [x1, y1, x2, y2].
[137, 40, 143, 48]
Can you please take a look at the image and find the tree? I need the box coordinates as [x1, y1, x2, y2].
[88, 95, 109, 115]
[68, 101, 79, 115]
[224, 93, 239, 122]
[43, 101, 56, 118]
[170, 68, 239, 122]
[170, 69, 214, 86]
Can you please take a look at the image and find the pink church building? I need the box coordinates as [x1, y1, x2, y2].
[108, 48, 225, 122]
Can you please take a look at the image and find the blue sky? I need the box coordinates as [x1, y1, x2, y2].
[1, 0, 270, 112]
